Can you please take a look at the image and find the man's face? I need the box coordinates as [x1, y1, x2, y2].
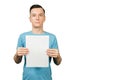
[30, 8, 45, 28]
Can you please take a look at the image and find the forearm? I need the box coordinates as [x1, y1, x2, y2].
[13, 53, 22, 64]
[53, 54, 62, 65]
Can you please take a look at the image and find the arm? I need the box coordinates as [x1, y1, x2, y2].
[47, 49, 62, 65]
[13, 53, 22, 64]
[53, 53, 62, 65]
[13, 47, 29, 64]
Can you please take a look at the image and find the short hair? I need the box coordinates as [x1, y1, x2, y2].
[29, 4, 45, 14]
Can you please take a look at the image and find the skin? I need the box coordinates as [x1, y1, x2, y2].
[14, 8, 62, 65]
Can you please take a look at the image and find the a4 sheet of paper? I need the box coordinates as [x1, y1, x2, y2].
[26, 36, 49, 67]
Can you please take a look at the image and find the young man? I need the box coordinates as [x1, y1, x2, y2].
[13, 4, 62, 80]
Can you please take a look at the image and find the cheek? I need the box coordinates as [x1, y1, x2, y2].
[30, 18, 35, 23]
[42, 18, 45, 23]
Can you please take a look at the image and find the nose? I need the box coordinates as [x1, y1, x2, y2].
[36, 16, 39, 20]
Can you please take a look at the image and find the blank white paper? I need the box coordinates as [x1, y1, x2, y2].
[26, 36, 49, 67]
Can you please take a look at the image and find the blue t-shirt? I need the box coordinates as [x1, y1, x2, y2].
[17, 31, 58, 80]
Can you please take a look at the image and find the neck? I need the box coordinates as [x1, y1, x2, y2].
[32, 27, 44, 34]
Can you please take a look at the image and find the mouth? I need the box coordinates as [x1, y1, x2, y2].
[35, 22, 40, 24]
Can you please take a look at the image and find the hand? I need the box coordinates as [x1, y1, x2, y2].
[47, 49, 59, 58]
[16, 47, 29, 56]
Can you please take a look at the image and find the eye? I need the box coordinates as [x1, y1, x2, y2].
[39, 13, 44, 17]
[31, 14, 36, 17]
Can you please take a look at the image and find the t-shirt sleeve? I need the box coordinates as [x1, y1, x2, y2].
[51, 35, 59, 49]
[17, 34, 24, 48]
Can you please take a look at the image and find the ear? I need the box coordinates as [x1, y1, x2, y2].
[29, 16, 31, 22]
[44, 16, 46, 22]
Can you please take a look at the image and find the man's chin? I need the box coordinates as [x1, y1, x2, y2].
[34, 25, 41, 28]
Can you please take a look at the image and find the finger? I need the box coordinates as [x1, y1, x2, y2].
[18, 48, 29, 52]
[47, 49, 58, 51]
[47, 50, 54, 53]
[18, 50, 28, 54]
[18, 47, 28, 50]
[17, 50, 29, 56]
[47, 49, 58, 53]
[47, 53, 58, 57]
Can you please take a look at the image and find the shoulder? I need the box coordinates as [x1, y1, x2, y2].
[18, 31, 32, 39]
[19, 31, 31, 36]
[44, 31, 57, 39]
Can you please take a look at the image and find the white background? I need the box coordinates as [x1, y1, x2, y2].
[0, 0, 120, 80]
